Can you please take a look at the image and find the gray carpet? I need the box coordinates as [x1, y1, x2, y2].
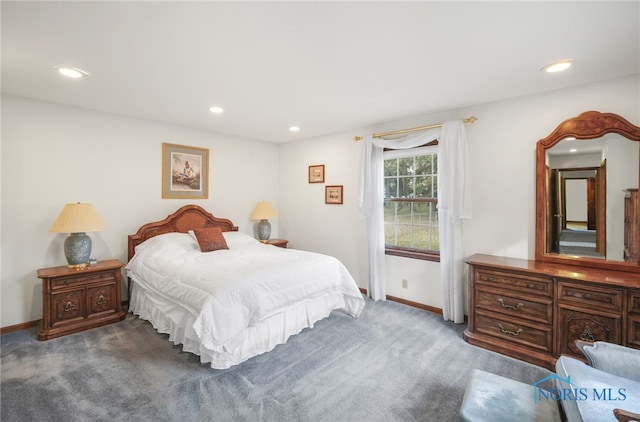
[560, 229, 596, 245]
[1, 298, 552, 422]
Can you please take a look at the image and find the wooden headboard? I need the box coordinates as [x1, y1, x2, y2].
[127, 205, 238, 261]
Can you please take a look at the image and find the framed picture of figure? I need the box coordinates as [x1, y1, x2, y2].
[162, 143, 209, 199]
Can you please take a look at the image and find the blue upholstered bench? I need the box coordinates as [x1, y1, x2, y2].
[460, 369, 562, 422]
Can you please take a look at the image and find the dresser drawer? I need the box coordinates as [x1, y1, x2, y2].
[557, 306, 622, 357]
[476, 269, 552, 297]
[476, 288, 552, 324]
[558, 281, 623, 312]
[629, 291, 640, 314]
[628, 314, 640, 349]
[475, 311, 553, 353]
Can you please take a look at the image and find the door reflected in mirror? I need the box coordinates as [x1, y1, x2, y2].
[544, 134, 638, 262]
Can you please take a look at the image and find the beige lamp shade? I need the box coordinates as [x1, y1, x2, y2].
[49, 203, 105, 233]
[250, 201, 278, 220]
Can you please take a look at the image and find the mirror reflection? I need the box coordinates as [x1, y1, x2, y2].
[545, 134, 639, 262]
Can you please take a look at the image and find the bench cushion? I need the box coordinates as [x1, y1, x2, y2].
[460, 369, 561, 422]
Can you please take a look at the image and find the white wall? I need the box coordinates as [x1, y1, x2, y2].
[1, 95, 280, 327]
[565, 179, 588, 222]
[279, 75, 640, 311]
[277, 132, 368, 284]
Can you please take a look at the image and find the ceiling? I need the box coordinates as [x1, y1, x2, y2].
[2, 1, 639, 143]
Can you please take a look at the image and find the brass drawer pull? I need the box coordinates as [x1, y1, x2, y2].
[528, 283, 535, 289]
[584, 293, 592, 299]
[498, 324, 523, 337]
[64, 301, 75, 312]
[497, 298, 523, 310]
[579, 325, 595, 342]
[96, 295, 107, 305]
[487, 276, 495, 281]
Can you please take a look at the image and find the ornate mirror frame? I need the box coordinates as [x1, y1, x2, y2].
[535, 110, 640, 273]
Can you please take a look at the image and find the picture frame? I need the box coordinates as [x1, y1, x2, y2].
[308, 164, 325, 183]
[162, 143, 209, 199]
[325, 185, 343, 204]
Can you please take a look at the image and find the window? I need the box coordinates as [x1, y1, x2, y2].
[383, 146, 439, 261]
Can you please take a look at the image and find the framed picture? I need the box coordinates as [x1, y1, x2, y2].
[308, 164, 325, 183]
[325, 185, 343, 204]
[162, 143, 209, 199]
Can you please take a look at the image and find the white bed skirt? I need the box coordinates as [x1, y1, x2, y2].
[129, 278, 354, 369]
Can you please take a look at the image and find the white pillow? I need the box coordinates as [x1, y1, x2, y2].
[134, 232, 197, 254]
[222, 231, 259, 247]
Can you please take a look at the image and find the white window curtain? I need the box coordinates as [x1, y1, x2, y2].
[358, 120, 471, 323]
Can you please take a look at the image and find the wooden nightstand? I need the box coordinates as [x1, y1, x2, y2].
[267, 239, 288, 248]
[36, 259, 126, 340]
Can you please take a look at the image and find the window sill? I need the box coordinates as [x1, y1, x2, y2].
[385, 248, 440, 262]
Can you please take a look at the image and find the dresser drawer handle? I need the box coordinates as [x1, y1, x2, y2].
[487, 276, 495, 281]
[64, 301, 76, 312]
[583, 293, 592, 299]
[528, 283, 535, 289]
[498, 324, 523, 337]
[96, 295, 107, 305]
[497, 298, 524, 310]
[579, 324, 595, 342]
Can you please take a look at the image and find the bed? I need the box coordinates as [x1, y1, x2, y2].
[126, 205, 365, 369]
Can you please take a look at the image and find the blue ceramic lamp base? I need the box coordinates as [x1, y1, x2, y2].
[257, 219, 271, 243]
[64, 232, 92, 268]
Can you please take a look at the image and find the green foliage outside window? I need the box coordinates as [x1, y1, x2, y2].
[384, 151, 439, 253]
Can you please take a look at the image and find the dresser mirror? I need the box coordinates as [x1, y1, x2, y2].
[535, 111, 640, 273]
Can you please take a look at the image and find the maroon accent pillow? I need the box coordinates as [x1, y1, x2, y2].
[193, 227, 229, 252]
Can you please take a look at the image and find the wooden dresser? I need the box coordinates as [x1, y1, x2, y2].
[464, 254, 640, 370]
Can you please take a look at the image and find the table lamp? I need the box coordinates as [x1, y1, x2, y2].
[250, 201, 278, 242]
[49, 203, 105, 268]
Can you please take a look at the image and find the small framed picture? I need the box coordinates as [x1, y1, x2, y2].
[325, 185, 343, 204]
[162, 143, 209, 199]
[308, 164, 325, 183]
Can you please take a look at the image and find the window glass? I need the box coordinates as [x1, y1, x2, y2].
[383, 146, 439, 257]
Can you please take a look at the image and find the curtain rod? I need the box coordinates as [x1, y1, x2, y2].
[353, 116, 478, 141]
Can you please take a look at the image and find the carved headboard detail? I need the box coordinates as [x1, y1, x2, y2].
[127, 205, 238, 261]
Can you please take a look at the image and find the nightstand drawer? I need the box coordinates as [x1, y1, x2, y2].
[51, 270, 115, 289]
[88, 284, 117, 315]
[51, 290, 85, 325]
[267, 239, 288, 248]
[475, 311, 553, 353]
[476, 288, 552, 325]
[476, 269, 552, 297]
[558, 281, 623, 312]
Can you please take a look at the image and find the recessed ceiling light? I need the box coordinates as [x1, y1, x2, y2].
[541, 60, 574, 73]
[209, 106, 225, 114]
[564, 136, 577, 141]
[289, 126, 300, 132]
[569, 148, 578, 153]
[54, 66, 89, 78]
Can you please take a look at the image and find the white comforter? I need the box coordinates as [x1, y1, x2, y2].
[126, 231, 365, 355]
